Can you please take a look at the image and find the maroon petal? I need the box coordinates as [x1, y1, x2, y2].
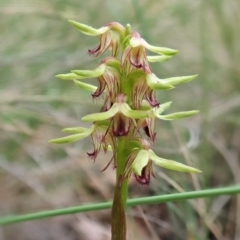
[88, 32, 112, 57]
[111, 40, 120, 57]
[145, 88, 159, 107]
[135, 162, 152, 185]
[92, 76, 106, 99]
[87, 149, 99, 161]
[132, 76, 148, 109]
[135, 174, 150, 185]
[144, 117, 156, 142]
[88, 44, 101, 56]
[101, 96, 112, 112]
[113, 113, 131, 137]
[104, 67, 121, 102]
[129, 47, 145, 68]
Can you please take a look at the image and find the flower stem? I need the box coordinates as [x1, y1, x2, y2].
[111, 137, 128, 240]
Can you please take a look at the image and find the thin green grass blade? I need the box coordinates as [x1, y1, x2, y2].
[0, 185, 239, 226]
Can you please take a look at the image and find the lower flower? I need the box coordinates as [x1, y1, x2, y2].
[124, 148, 201, 185]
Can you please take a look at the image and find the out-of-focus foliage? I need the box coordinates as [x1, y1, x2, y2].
[0, 0, 239, 239]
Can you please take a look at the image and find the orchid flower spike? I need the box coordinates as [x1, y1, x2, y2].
[49, 20, 200, 185]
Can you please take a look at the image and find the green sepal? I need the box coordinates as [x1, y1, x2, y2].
[149, 150, 201, 173]
[146, 74, 175, 90]
[74, 80, 97, 92]
[55, 73, 80, 80]
[132, 150, 149, 176]
[72, 64, 106, 78]
[140, 100, 152, 111]
[121, 103, 149, 119]
[81, 104, 119, 122]
[162, 75, 198, 86]
[68, 20, 108, 36]
[62, 127, 89, 133]
[144, 41, 179, 56]
[129, 38, 178, 56]
[155, 102, 172, 115]
[49, 131, 90, 144]
[157, 110, 199, 120]
[147, 55, 172, 63]
[129, 37, 142, 47]
[104, 58, 121, 69]
[94, 119, 111, 127]
[124, 139, 146, 152]
[49, 125, 95, 144]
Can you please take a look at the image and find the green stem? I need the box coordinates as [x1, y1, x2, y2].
[111, 137, 128, 240]
[0, 185, 239, 226]
[116, 137, 128, 205]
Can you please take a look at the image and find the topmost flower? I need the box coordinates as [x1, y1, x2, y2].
[69, 20, 126, 57]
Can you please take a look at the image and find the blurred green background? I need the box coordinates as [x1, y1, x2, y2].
[0, 0, 239, 239]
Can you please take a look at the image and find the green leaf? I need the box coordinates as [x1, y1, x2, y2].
[55, 73, 80, 80]
[146, 74, 174, 90]
[162, 75, 198, 85]
[81, 104, 119, 122]
[157, 110, 199, 120]
[149, 150, 201, 173]
[74, 80, 97, 92]
[132, 150, 149, 176]
[147, 55, 172, 63]
[68, 20, 108, 36]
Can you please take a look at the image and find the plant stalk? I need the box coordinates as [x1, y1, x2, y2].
[111, 137, 128, 240]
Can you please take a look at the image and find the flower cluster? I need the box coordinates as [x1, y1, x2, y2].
[50, 21, 200, 185]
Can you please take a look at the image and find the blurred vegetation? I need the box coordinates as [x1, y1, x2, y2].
[0, 0, 239, 239]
